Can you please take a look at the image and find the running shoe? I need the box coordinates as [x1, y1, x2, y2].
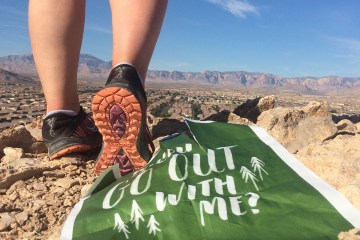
[42, 107, 102, 159]
[92, 64, 155, 175]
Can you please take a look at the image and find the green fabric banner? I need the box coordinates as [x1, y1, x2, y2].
[61, 120, 360, 240]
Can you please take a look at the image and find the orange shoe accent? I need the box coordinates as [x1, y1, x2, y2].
[50, 144, 94, 160]
[92, 87, 147, 175]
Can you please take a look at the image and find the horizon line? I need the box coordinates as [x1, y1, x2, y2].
[1, 52, 359, 79]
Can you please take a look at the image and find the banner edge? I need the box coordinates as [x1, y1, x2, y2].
[249, 125, 360, 228]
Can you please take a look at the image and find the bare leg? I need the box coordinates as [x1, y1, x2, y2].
[29, 0, 85, 112]
[110, 0, 168, 80]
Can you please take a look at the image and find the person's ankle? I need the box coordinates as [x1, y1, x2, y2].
[45, 109, 79, 117]
[113, 62, 145, 87]
[46, 104, 80, 117]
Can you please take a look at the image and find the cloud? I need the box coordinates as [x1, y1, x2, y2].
[327, 36, 360, 52]
[333, 54, 360, 64]
[85, 24, 112, 35]
[325, 37, 360, 66]
[205, 0, 258, 18]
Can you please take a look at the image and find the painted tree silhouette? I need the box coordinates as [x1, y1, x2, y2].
[113, 213, 130, 239]
[130, 200, 145, 230]
[251, 157, 269, 180]
[147, 215, 161, 236]
[240, 166, 259, 191]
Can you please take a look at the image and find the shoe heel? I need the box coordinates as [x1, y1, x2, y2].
[92, 87, 147, 174]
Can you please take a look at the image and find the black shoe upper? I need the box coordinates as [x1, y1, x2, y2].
[43, 107, 85, 142]
[105, 64, 147, 103]
[42, 107, 102, 156]
[105, 64, 153, 162]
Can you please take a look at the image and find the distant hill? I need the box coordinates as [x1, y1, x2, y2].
[0, 54, 359, 94]
[147, 70, 360, 93]
[0, 54, 112, 80]
[0, 68, 37, 84]
[0, 54, 37, 78]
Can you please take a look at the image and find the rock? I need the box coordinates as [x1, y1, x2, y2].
[233, 95, 276, 123]
[0, 203, 13, 213]
[204, 110, 232, 122]
[257, 101, 338, 153]
[8, 192, 19, 201]
[336, 119, 357, 134]
[302, 100, 331, 117]
[356, 123, 360, 133]
[296, 134, 360, 196]
[47, 226, 62, 240]
[202, 110, 251, 125]
[7, 180, 25, 194]
[53, 178, 80, 189]
[46, 212, 57, 225]
[42, 171, 66, 178]
[80, 184, 92, 197]
[49, 187, 66, 197]
[63, 197, 74, 207]
[258, 95, 276, 112]
[0, 213, 16, 231]
[15, 211, 28, 226]
[338, 229, 360, 240]
[147, 113, 158, 126]
[34, 221, 46, 232]
[65, 165, 78, 172]
[2, 147, 24, 162]
[60, 156, 83, 165]
[25, 117, 43, 142]
[233, 97, 261, 123]
[227, 113, 252, 125]
[44, 194, 62, 208]
[151, 119, 188, 140]
[33, 182, 47, 191]
[340, 183, 360, 211]
[32, 199, 46, 212]
[0, 126, 37, 158]
[7, 158, 42, 169]
[0, 164, 58, 190]
[30, 142, 48, 154]
[288, 116, 338, 152]
[58, 214, 67, 225]
[0, 203, 5, 212]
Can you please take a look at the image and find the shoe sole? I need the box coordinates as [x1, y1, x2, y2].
[50, 144, 94, 160]
[92, 87, 147, 175]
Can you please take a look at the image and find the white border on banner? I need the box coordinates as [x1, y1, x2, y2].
[60, 196, 89, 240]
[250, 125, 360, 228]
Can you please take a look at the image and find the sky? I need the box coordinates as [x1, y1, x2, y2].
[0, 0, 359, 78]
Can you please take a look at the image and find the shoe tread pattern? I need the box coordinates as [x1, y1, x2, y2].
[92, 87, 146, 175]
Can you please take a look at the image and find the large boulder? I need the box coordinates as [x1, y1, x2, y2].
[151, 119, 188, 140]
[204, 110, 251, 125]
[340, 178, 360, 213]
[295, 134, 360, 199]
[257, 101, 338, 153]
[25, 116, 43, 141]
[336, 119, 357, 135]
[338, 228, 360, 240]
[0, 126, 37, 158]
[302, 100, 332, 118]
[0, 122, 47, 158]
[233, 95, 276, 123]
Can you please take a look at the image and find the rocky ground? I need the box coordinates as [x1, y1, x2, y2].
[0, 96, 359, 239]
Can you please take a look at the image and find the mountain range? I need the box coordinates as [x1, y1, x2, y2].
[0, 54, 359, 93]
[0, 68, 36, 84]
